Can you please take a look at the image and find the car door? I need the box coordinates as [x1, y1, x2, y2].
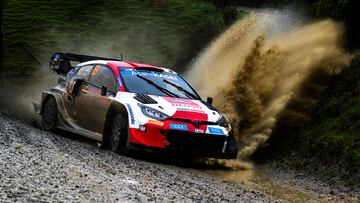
[63, 65, 94, 122]
[76, 64, 118, 134]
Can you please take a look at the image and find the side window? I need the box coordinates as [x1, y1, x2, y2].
[77, 65, 94, 81]
[89, 65, 117, 91]
[66, 68, 77, 81]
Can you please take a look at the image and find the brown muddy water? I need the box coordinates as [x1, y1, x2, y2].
[203, 166, 359, 203]
[187, 9, 352, 163]
[205, 168, 312, 202]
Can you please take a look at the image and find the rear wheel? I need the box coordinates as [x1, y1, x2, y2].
[110, 113, 128, 153]
[42, 97, 58, 131]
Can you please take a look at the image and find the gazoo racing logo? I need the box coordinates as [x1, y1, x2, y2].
[163, 97, 204, 113]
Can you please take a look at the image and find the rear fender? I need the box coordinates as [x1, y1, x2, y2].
[38, 91, 63, 115]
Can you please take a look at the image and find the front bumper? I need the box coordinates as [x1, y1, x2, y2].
[127, 121, 238, 159]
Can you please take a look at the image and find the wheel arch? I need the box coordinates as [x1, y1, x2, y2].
[39, 91, 62, 115]
[103, 101, 129, 144]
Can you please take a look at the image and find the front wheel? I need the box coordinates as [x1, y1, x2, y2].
[42, 97, 58, 131]
[110, 113, 129, 153]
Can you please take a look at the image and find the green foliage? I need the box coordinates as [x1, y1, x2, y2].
[3, 0, 237, 79]
[222, 6, 238, 26]
[238, 0, 359, 48]
[0, 0, 3, 77]
[301, 57, 360, 166]
[313, 0, 351, 18]
[312, 0, 359, 48]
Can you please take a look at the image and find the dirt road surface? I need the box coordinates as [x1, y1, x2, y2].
[1, 114, 359, 202]
[0, 114, 272, 202]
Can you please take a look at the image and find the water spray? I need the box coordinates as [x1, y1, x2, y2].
[188, 9, 351, 166]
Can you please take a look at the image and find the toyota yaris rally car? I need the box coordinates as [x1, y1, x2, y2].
[35, 53, 237, 159]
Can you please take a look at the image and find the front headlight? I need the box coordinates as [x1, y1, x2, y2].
[139, 104, 170, 121]
[216, 114, 231, 128]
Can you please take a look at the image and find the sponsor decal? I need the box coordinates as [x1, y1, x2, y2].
[148, 119, 164, 127]
[208, 127, 225, 135]
[121, 70, 179, 81]
[92, 65, 101, 76]
[167, 98, 195, 104]
[194, 129, 204, 133]
[170, 124, 188, 131]
[176, 107, 191, 111]
[126, 104, 135, 125]
[163, 97, 204, 113]
[117, 77, 123, 87]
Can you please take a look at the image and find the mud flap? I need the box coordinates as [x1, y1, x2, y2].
[33, 102, 41, 114]
[97, 142, 104, 148]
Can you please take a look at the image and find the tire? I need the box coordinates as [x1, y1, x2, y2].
[226, 132, 238, 159]
[42, 97, 58, 131]
[110, 113, 128, 153]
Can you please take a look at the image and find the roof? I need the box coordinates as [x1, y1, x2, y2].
[77, 60, 171, 72]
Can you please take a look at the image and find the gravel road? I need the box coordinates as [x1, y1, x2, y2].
[0, 114, 273, 202]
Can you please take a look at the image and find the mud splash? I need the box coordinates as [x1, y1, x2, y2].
[188, 10, 351, 162]
[0, 68, 57, 125]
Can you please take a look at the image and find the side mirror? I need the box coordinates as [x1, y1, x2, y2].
[101, 86, 107, 96]
[206, 97, 213, 105]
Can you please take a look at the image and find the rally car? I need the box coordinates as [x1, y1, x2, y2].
[35, 53, 237, 159]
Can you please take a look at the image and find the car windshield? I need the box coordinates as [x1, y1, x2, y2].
[119, 68, 200, 100]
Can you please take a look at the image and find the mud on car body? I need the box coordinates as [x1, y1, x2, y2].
[35, 53, 238, 159]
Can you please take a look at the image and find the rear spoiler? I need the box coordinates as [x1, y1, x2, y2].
[49, 52, 123, 75]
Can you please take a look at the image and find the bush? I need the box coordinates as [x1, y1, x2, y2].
[312, 0, 360, 49]
[301, 57, 360, 167]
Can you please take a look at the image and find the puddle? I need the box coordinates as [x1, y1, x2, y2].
[203, 169, 318, 203]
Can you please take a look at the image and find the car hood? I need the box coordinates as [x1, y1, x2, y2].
[117, 92, 222, 123]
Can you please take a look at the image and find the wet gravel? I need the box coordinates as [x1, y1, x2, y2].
[259, 161, 360, 202]
[0, 114, 273, 202]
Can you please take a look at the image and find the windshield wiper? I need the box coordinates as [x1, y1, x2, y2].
[136, 75, 180, 98]
[163, 79, 198, 100]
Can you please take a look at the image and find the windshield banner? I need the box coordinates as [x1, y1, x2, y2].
[121, 70, 179, 81]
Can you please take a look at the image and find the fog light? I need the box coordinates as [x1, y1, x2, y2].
[139, 125, 146, 132]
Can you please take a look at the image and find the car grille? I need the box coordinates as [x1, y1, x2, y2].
[165, 130, 226, 152]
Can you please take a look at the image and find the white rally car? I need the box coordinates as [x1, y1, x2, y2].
[36, 53, 237, 159]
